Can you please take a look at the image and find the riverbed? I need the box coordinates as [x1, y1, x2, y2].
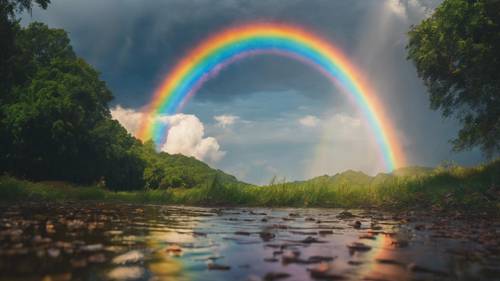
[0, 203, 499, 281]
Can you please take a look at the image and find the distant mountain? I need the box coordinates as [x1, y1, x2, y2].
[330, 170, 373, 186]
[284, 166, 435, 188]
[290, 170, 373, 187]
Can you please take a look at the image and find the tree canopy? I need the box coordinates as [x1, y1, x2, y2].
[0, 21, 146, 189]
[407, 0, 500, 157]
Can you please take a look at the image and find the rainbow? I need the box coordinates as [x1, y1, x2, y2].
[138, 23, 404, 170]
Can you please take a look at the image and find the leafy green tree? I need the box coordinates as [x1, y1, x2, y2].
[1, 0, 50, 101]
[90, 120, 145, 190]
[407, 0, 500, 157]
[0, 23, 145, 189]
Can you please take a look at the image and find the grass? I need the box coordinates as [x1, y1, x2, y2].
[1, 159, 499, 213]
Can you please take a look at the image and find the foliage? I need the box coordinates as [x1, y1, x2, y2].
[137, 141, 242, 189]
[0, 22, 145, 189]
[2, 160, 499, 214]
[1, 0, 51, 101]
[407, 0, 500, 157]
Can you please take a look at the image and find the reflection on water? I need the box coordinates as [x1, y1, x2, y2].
[0, 203, 499, 281]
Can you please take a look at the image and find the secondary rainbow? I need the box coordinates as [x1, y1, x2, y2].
[138, 23, 404, 170]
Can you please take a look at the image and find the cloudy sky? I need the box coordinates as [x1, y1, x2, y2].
[27, 0, 484, 184]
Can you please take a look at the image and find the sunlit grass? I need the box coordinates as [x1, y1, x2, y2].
[1, 159, 498, 212]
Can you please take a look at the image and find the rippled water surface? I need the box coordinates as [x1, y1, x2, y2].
[0, 203, 499, 281]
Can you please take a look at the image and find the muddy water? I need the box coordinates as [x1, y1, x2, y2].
[0, 203, 499, 281]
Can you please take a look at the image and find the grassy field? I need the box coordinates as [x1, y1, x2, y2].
[1, 160, 499, 213]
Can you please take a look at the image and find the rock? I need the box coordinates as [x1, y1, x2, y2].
[112, 250, 143, 265]
[353, 221, 362, 229]
[282, 250, 300, 263]
[47, 248, 60, 258]
[337, 211, 355, 219]
[165, 244, 182, 255]
[301, 236, 325, 244]
[348, 260, 363, 266]
[260, 232, 275, 241]
[107, 266, 144, 280]
[415, 224, 426, 231]
[308, 256, 336, 263]
[208, 263, 231, 270]
[376, 258, 405, 267]
[347, 242, 372, 252]
[80, 244, 103, 252]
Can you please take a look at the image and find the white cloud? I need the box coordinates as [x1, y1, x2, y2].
[214, 114, 239, 128]
[332, 113, 361, 128]
[386, 0, 435, 20]
[110, 105, 144, 134]
[111, 106, 225, 162]
[161, 114, 225, 162]
[387, 0, 407, 18]
[299, 115, 320, 127]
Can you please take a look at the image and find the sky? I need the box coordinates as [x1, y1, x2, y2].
[27, 0, 485, 184]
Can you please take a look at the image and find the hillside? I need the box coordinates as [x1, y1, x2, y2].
[137, 142, 245, 189]
[290, 166, 435, 188]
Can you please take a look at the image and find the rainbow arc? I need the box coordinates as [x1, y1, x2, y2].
[138, 23, 405, 171]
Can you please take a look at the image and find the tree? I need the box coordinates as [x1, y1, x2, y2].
[407, 0, 500, 157]
[1, 0, 51, 100]
[0, 22, 145, 190]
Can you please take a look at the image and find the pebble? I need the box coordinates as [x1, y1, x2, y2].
[208, 263, 231, 270]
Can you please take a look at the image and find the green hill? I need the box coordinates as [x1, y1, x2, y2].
[137, 142, 245, 189]
[290, 166, 434, 188]
[287, 170, 372, 188]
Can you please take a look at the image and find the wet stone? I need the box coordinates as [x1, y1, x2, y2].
[260, 231, 275, 241]
[208, 263, 231, 270]
[112, 250, 143, 265]
[337, 211, 355, 219]
[353, 221, 362, 229]
[347, 242, 372, 252]
[375, 258, 405, 267]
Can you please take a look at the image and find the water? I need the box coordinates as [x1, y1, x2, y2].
[0, 203, 499, 281]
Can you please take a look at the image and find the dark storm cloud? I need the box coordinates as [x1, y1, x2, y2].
[28, 0, 380, 107]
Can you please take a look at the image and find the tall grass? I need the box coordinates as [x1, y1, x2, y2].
[1, 159, 499, 212]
